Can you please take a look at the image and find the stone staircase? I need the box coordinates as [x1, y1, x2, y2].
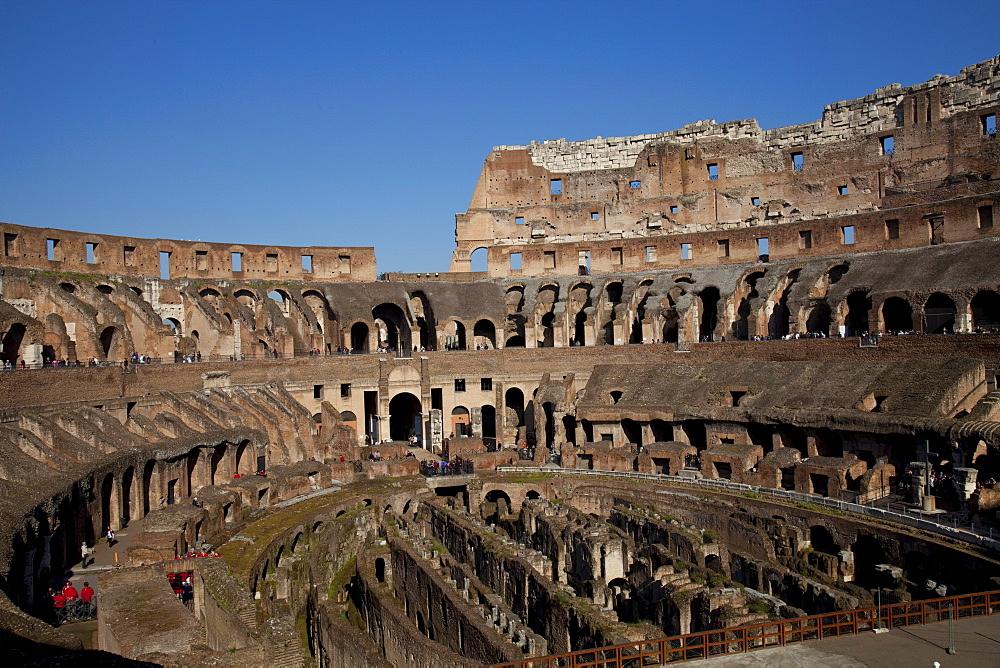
[658, 566, 704, 596]
[966, 389, 1000, 420]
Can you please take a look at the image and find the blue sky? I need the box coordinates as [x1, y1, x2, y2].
[1, 0, 996, 273]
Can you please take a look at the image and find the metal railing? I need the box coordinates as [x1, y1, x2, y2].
[420, 460, 474, 476]
[491, 590, 1000, 667]
[494, 467, 1000, 551]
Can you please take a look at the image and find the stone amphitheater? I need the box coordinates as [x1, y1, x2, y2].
[1, 56, 1000, 666]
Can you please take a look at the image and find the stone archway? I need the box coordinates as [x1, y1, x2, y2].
[388, 393, 422, 442]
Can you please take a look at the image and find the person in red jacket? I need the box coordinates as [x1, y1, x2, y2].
[61, 583, 78, 601]
[51, 590, 66, 609]
[80, 582, 95, 603]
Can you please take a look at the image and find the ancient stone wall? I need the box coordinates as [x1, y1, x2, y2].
[453, 56, 1000, 276]
[0, 221, 375, 281]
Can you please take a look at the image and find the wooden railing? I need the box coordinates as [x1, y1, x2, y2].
[492, 590, 1000, 667]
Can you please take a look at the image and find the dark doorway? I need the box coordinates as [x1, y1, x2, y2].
[389, 393, 421, 441]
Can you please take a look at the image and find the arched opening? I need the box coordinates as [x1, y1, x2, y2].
[621, 418, 642, 446]
[450, 406, 470, 438]
[881, 297, 913, 333]
[504, 388, 525, 443]
[375, 557, 386, 583]
[350, 322, 369, 352]
[97, 284, 114, 294]
[563, 415, 577, 446]
[235, 440, 254, 476]
[469, 247, 488, 272]
[142, 459, 156, 515]
[1, 323, 26, 364]
[481, 405, 496, 441]
[810, 526, 839, 555]
[210, 443, 227, 485]
[539, 312, 555, 347]
[186, 448, 201, 496]
[234, 289, 256, 307]
[99, 326, 120, 359]
[574, 310, 587, 345]
[444, 320, 466, 350]
[372, 303, 410, 352]
[650, 419, 673, 442]
[482, 489, 513, 523]
[388, 393, 422, 442]
[605, 281, 623, 305]
[340, 411, 358, 439]
[101, 473, 115, 532]
[698, 287, 720, 342]
[542, 402, 555, 447]
[162, 317, 181, 335]
[845, 291, 871, 336]
[971, 290, 1000, 331]
[473, 319, 496, 349]
[607, 577, 635, 622]
[121, 466, 134, 525]
[525, 490, 541, 500]
[505, 334, 525, 347]
[923, 292, 956, 334]
[806, 301, 832, 335]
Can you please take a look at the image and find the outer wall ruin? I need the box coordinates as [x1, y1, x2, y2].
[1, 56, 1000, 666]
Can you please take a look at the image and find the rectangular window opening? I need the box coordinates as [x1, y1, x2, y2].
[543, 251, 555, 270]
[982, 113, 997, 136]
[340, 383, 351, 398]
[842, 225, 855, 245]
[707, 163, 719, 180]
[612, 247, 623, 265]
[550, 179, 563, 195]
[480, 378, 492, 391]
[645, 245, 657, 263]
[431, 388, 443, 410]
[339, 255, 352, 274]
[515, 216, 525, 225]
[454, 378, 465, 392]
[885, 219, 900, 239]
[838, 185, 848, 196]
[669, 205, 679, 214]
[751, 197, 761, 206]
[717, 239, 730, 257]
[979, 205, 994, 229]
[791, 152, 804, 171]
[3, 233, 17, 257]
[313, 384, 324, 399]
[231, 252, 243, 272]
[266, 253, 278, 272]
[509, 252, 522, 270]
[302, 254, 313, 273]
[46, 238, 58, 261]
[799, 230, 813, 249]
[756, 237, 769, 262]
[880, 135, 895, 155]
[86, 242, 98, 264]
[578, 249, 591, 275]
[124, 245, 136, 267]
[159, 251, 171, 280]
[590, 211, 599, 220]
[680, 243, 692, 260]
[195, 249, 208, 271]
[629, 180, 642, 189]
